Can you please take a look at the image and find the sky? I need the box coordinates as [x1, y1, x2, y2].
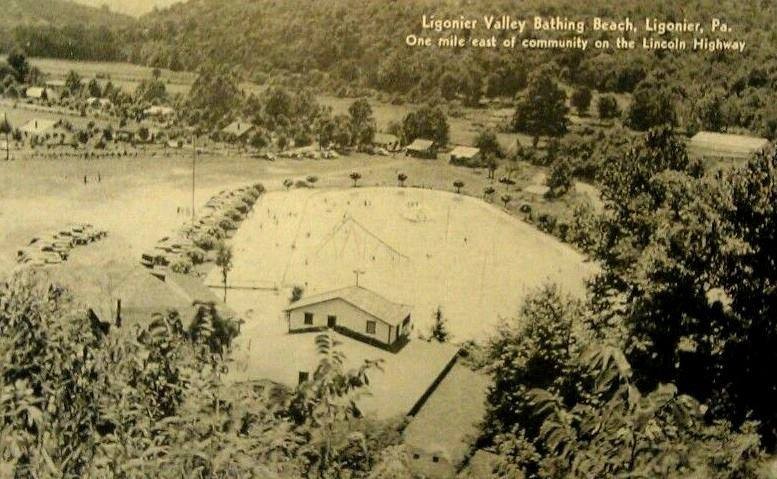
[71, 0, 182, 17]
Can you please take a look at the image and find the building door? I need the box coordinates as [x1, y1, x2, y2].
[327, 315, 337, 328]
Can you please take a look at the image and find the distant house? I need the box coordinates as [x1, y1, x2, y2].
[144, 105, 176, 120]
[373, 133, 400, 152]
[25, 87, 57, 101]
[45, 261, 236, 331]
[285, 285, 413, 350]
[405, 138, 437, 159]
[221, 120, 254, 142]
[448, 145, 481, 165]
[20, 119, 58, 136]
[86, 97, 112, 109]
[688, 131, 770, 160]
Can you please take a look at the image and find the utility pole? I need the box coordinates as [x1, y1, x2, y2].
[192, 134, 197, 224]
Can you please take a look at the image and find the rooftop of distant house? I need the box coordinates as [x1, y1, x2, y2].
[285, 285, 411, 326]
[406, 138, 435, 150]
[688, 131, 770, 159]
[226, 331, 460, 419]
[403, 363, 490, 468]
[20, 119, 58, 135]
[449, 145, 480, 159]
[222, 120, 254, 138]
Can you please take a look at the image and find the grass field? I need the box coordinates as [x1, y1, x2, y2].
[207, 187, 597, 343]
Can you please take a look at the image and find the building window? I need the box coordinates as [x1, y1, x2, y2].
[432, 456, 440, 463]
[366, 320, 376, 334]
[412, 453, 420, 460]
[298, 371, 309, 384]
[304, 312, 313, 325]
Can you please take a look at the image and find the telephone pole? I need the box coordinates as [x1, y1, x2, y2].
[191, 134, 197, 224]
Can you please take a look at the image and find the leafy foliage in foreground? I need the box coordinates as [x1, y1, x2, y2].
[0, 272, 402, 478]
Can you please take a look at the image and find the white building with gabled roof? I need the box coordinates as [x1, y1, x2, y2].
[284, 285, 413, 350]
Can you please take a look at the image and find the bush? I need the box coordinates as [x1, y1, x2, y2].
[219, 217, 238, 231]
[186, 247, 207, 265]
[171, 256, 194, 274]
[193, 233, 218, 251]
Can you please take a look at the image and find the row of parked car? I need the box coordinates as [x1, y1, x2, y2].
[140, 184, 265, 271]
[16, 223, 108, 267]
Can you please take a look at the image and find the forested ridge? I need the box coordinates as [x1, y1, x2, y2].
[126, 0, 777, 137]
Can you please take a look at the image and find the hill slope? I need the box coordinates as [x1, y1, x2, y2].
[0, 0, 134, 29]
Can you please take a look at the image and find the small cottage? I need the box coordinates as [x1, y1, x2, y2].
[448, 145, 481, 166]
[221, 120, 254, 143]
[285, 286, 412, 350]
[405, 138, 437, 159]
[373, 133, 400, 152]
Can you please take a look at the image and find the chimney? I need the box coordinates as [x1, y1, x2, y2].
[115, 298, 122, 328]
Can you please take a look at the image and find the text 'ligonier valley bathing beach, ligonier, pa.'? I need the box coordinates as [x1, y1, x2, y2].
[415, 15, 746, 52]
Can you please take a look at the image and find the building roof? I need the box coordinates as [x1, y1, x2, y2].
[688, 131, 770, 159]
[406, 138, 435, 151]
[285, 285, 411, 326]
[144, 105, 175, 116]
[449, 145, 480, 159]
[373, 133, 399, 144]
[25, 87, 54, 99]
[403, 363, 490, 468]
[222, 120, 253, 138]
[226, 331, 460, 419]
[20, 119, 57, 135]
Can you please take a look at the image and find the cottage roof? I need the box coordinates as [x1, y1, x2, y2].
[285, 285, 411, 326]
[688, 131, 769, 158]
[222, 120, 253, 138]
[20, 119, 57, 135]
[449, 145, 480, 159]
[373, 133, 399, 144]
[144, 105, 175, 116]
[25, 87, 53, 99]
[406, 138, 435, 151]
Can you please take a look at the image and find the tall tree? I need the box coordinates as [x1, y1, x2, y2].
[512, 69, 568, 137]
[0, 114, 11, 161]
[215, 243, 233, 302]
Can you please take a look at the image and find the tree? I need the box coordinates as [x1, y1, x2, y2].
[397, 172, 407, 187]
[546, 158, 573, 198]
[401, 105, 449, 146]
[306, 175, 319, 187]
[501, 194, 512, 208]
[348, 98, 376, 147]
[483, 285, 581, 442]
[570, 86, 592, 115]
[349, 171, 362, 187]
[483, 186, 495, 201]
[527, 344, 764, 478]
[0, 114, 11, 161]
[429, 307, 450, 342]
[286, 333, 383, 475]
[626, 79, 676, 131]
[485, 155, 498, 180]
[187, 64, 242, 128]
[453, 180, 464, 194]
[65, 70, 82, 94]
[283, 178, 294, 190]
[215, 242, 233, 302]
[7, 48, 29, 82]
[597, 94, 620, 120]
[87, 78, 102, 98]
[475, 129, 503, 159]
[512, 69, 568, 137]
